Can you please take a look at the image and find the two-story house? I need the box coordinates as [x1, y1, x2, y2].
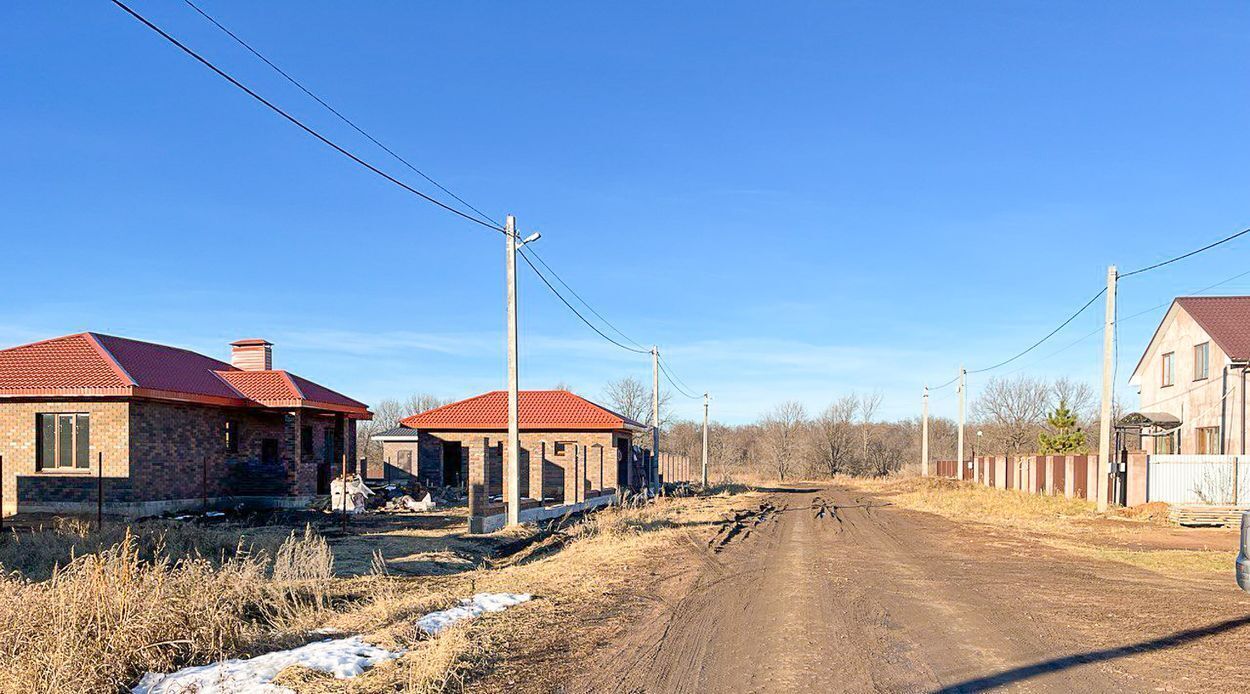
[1127, 297, 1250, 455]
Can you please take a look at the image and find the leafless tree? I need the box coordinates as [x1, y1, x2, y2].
[1048, 377, 1096, 424]
[760, 401, 807, 481]
[552, 381, 573, 391]
[602, 376, 672, 436]
[403, 393, 448, 417]
[809, 396, 858, 477]
[857, 390, 883, 457]
[972, 376, 1049, 455]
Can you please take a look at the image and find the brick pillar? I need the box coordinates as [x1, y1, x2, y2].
[563, 446, 578, 505]
[1064, 456, 1075, 498]
[597, 445, 605, 493]
[529, 441, 546, 503]
[468, 437, 488, 533]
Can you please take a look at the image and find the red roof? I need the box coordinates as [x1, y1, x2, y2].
[1176, 297, 1250, 362]
[401, 390, 645, 431]
[0, 332, 370, 417]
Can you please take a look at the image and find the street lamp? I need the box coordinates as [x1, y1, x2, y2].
[504, 219, 541, 528]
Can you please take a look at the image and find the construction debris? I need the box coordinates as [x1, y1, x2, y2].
[328, 475, 373, 514]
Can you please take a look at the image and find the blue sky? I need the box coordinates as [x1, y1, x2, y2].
[1, 1, 1247, 423]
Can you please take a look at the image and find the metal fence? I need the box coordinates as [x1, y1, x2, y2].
[1148, 455, 1250, 506]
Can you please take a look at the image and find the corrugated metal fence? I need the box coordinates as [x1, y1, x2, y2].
[1148, 455, 1250, 506]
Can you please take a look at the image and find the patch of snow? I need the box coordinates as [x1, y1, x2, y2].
[132, 636, 399, 694]
[204, 511, 225, 518]
[416, 592, 532, 635]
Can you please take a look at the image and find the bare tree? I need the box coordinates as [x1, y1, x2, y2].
[1049, 377, 1095, 423]
[403, 393, 448, 417]
[356, 398, 407, 467]
[760, 401, 807, 481]
[972, 376, 1049, 455]
[809, 396, 858, 477]
[857, 390, 883, 457]
[602, 376, 672, 435]
[552, 381, 573, 391]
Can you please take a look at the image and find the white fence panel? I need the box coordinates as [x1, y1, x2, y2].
[1148, 455, 1248, 505]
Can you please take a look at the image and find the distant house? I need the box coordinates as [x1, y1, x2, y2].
[371, 390, 648, 500]
[0, 333, 370, 517]
[1127, 297, 1249, 455]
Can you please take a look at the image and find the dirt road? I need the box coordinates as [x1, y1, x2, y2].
[571, 485, 1250, 693]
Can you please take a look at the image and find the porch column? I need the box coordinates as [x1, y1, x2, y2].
[529, 441, 546, 503]
[563, 446, 578, 505]
[468, 436, 489, 534]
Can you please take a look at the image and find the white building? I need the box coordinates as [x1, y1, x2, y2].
[1127, 296, 1250, 455]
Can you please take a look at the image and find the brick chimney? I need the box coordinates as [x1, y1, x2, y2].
[230, 339, 273, 371]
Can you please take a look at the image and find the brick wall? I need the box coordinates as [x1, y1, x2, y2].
[422, 430, 630, 501]
[1, 397, 358, 516]
[0, 400, 130, 516]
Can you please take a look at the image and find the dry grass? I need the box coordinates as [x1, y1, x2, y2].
[0, 488, 752, 693]
[0, 525, 349, 694]
[851, 476, 1231, 578]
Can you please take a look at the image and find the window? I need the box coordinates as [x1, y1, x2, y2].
[1196, 426, 1220, 455]
[1193, 342, 1210, 381]
[301, 426, 314, 455]
[554, 441, 576, 456]
[1155, 431, 1177, 455]
[36, 413, 90, 470]
[225, 420, 239, 455]
[261, 438, 279, 464]
[323, 429, 335, 464]
[1161, 352, 1174, 387]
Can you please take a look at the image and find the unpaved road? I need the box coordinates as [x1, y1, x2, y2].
[569, 485, 1250, 693]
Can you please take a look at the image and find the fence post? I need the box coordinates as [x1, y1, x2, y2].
[97, 451, 104, 531]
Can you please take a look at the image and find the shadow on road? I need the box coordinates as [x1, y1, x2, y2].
[753, 486, 820, 494]
[931, 614, 1250, 693]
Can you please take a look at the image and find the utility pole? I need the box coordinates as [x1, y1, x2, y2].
[505, 214, 522, 527]
[652, 346, 660, 493]
[957, 367, 966, 480]
[1096, 265, 1117, 512]
[921, 386, 929, 477]
[701, 392, 710, 487]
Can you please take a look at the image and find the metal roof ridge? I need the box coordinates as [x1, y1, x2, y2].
[84, 332, 138, 387]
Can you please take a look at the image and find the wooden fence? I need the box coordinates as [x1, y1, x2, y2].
[932, 453, 1148, 507]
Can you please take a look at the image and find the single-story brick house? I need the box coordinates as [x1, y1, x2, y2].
[371, 390, 648, 502]
[0, 332, 370, 517]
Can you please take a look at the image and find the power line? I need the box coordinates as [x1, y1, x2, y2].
[516, 248, 650, 354]
[658, 353, 701, 400]
[1119, 226, 1250, 279]
[109, 0, 505, 234]
[966, 287, 1106, 374]
[114, 0, 707, 395]
[181, 0, 501, 229]
[523, 246, 649, 351]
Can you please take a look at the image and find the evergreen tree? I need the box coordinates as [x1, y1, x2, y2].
[1038, 399, 1086, 453]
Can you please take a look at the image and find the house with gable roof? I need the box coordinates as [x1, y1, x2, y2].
[0, 332, 370, 517]
[1126, 297, 1250, 455]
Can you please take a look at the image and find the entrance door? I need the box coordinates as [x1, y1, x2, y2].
[442, 441, 463, 487]
[616, 438, 630, 491]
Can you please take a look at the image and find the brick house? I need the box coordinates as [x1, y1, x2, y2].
[1127, 297, 1250, 455]
[0, 333, 370, 517]
[371, 390, 647, 503]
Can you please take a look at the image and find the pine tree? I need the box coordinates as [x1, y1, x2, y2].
[1038, 399, 1086, 453]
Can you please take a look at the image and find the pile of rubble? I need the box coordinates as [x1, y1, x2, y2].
[313, 477, 466, 514]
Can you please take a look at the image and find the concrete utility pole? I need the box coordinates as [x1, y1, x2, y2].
[505, 215, 522, 527]
[957, 367, 966, 480]
[652, 346, 660, 492]
[701, 392, 710, 487]
[1096, 265, 1117, 512]
[921, 386, 929, 477]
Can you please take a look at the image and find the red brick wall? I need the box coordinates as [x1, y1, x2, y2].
[0, 397, 357, 515]
[0, 400, 130, 515]
[423, 430, 630, 500]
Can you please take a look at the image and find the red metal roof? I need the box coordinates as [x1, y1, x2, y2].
[1176, 296, 1250, 361]
[0, 332, 370, 417]
[401, 390, 645, 431]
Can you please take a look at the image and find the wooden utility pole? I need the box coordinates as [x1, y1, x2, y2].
[956, 367, 966, 480]
[921, 386, 929, 477]
[1096, 265, 1117, 512]
[701, 392, 710, 487]
[651, 346, 660, 493]
[505, 214, 522, 526]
